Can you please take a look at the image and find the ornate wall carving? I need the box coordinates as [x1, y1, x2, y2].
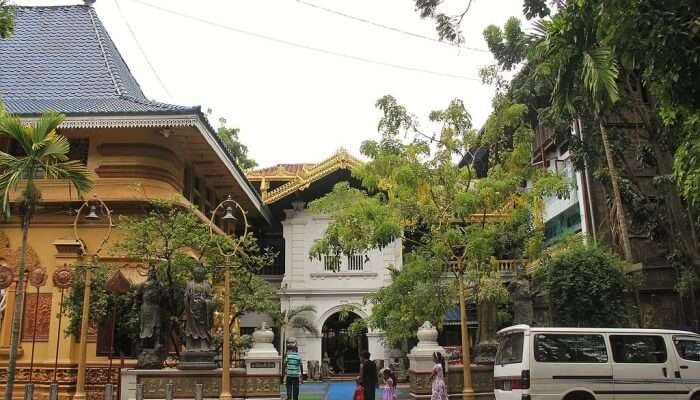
[22, 293, 53, 341]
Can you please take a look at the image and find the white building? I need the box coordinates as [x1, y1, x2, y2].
[245, 150, 401, 373]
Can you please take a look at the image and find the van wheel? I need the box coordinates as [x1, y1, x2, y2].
[563, 392, 595, 400]
[692, 394, 700, 400]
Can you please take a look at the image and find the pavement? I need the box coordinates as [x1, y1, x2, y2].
[281, 382, 410, 400]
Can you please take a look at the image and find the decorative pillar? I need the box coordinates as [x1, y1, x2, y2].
[407, 322, 445, 400]
[244, 323, 281, 400]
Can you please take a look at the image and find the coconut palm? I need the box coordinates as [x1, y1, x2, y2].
[532, 5, 633, 262]
[272, 305, 319, 360]
[0, 111, 93, 399]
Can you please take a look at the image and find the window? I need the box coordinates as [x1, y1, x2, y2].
[496, 332, 523, 365]
[610, 335, 667, 363]
[674, 337, 700, 362]
[534, 334, 608, 363]
[67, 138, 89, 165]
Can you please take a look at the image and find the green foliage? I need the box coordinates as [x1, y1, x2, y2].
[310, 95, 568, 345]
[534, 243, 628, 327]
[0, 111, 93, 216]
[63, 263, 139, 355]
[216, 124, 257, 169]
[364, 253, 454, 348]
[0, 0, 13, 39]
[64, 199, 279, 355]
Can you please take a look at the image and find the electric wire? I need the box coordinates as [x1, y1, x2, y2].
[295, 0, 491, 54]
[114, 0, 174, 100]
[126, 0, 483, 82]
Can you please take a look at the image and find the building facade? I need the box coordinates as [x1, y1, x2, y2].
[0, 5, 269, 399]
[246, 151, 401, 374]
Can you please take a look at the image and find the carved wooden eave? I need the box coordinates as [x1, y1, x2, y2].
[249, 149, 363, 205]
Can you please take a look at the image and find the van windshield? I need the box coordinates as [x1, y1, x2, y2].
[496, 332, 524, 365]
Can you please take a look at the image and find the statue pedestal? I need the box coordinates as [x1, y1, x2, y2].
[178, 350, 218, 370]
[120, 367, 280, 400]
[244, 325, 281, 376]
[137, 348, 166, 370]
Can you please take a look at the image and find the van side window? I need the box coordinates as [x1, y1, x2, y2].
[674, 337, 700, 361]
[534, 334, 608, 363]
[610, 335, 667, 363]
[496, 332, 523, 365]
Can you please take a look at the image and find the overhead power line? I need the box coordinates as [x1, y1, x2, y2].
[114, 0, 174, 100]
[295, 0, 491, 54]
[126, 0, 482, 82]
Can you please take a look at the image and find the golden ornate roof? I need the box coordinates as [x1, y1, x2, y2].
[246, 149, 363, 204]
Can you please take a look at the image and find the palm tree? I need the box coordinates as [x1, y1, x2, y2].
[0, 111, 93, 399]
[272, 305, 319, 361]
[533, 8, 634, 262]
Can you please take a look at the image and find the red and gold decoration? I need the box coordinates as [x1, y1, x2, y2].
[53, 265, 74, 289]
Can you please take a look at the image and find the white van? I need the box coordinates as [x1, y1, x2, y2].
[494, 324, 700, 400]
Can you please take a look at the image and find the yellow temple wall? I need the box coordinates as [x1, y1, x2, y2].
[0, 125, 231, 398]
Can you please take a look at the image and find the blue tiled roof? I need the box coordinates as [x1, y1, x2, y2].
[0, 5, 195, 115]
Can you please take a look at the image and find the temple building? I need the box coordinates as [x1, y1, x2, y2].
[0, 4, 270, 398]
[246, 151, 402, 374]
[0, 4, 403, 398]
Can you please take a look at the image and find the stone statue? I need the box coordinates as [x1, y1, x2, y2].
[136, 266, 163, 348]
[135, 266, 165, 369]
[184, 265, 214, 351]
[178, 265, 217, 370]
[509, 278, 534, 325]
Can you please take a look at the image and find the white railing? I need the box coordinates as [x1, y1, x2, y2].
[322, 254, 366, 272]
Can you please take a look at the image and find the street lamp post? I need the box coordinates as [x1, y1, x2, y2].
[453, 257, 475, 400]
[208, 195, 248, 400]
[72, 197, 113, 400]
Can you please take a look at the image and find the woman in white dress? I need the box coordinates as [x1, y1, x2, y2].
[430, 352, 447, 400]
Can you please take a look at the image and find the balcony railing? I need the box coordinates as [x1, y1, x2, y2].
[323, 254, 367, 272]
[443, 258, 529, 281]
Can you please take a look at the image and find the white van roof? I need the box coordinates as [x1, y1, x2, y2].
[497, 324, 699, 336]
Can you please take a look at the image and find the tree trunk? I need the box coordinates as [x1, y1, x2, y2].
[598, 118, 634, 262]
[4, 210, 32, 400]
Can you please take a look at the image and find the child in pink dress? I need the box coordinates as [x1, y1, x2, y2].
[382, 369, 397, 400]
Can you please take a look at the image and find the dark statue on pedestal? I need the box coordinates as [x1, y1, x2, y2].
[135, 266, 166, 369]
[178, 265, 217, 370]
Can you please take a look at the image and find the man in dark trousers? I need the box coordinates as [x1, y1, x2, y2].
[359, 351, 378, 400]
[284, 344, 304, 400]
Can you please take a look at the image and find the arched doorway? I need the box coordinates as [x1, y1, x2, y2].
[322, 312, 368, 374]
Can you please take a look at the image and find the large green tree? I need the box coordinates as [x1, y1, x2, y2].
[308, 95, 568, 346]
[478, 0, 700, 327]
[0, 111, 93, 399]
[534, 242, 628, 327]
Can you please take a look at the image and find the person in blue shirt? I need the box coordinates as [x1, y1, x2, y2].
[284, 344, 304, 400]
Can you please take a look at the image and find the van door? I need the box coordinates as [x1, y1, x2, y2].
[609, 334, 688, 400]
[672, 335, 700, 397]
[531, 333, 613, 400]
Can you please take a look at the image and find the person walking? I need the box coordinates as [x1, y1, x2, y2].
[430, 352, 447, 400]
[359, 351, 378, 400]
[284, 344, 304, 400]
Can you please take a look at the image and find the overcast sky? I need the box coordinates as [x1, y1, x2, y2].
[17, 0, 525, 167]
